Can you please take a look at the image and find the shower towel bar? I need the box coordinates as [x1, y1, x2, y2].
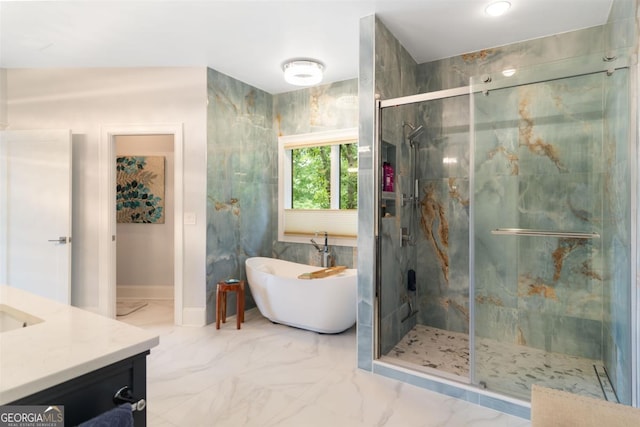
[491, 228, 600, 239]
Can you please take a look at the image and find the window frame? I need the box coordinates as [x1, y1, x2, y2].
[278, 127, 358, 247]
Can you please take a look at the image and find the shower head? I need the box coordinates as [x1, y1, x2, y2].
[403, 122, 425, 145]
[407, 125, 425, 142]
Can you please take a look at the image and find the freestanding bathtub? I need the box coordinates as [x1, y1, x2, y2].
[245, 257, 357, 334]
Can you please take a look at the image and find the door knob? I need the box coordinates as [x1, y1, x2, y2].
[47, 237, 68, 244]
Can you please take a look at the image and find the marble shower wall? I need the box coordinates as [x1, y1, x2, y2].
[417, 26, 605, 93]
[600, 0, 637, 406]
[473, 72, 609, 358]
[410, 4, 636, 402]
[413, 95, 470, 335]
[472, 54, 634, 404]
[408, 27, 604, 344]
[375, 19, 420, 356]
[410, 27, 632, 348]
[604, 0, 637, 53]
[367, 17, 627, 357]
[602, 66, 632, 406]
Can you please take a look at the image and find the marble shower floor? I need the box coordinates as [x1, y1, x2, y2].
[118, 301, 530, 426]
[387, 324, 608, 402]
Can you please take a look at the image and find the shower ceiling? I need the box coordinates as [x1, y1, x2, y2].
[0, 0, 613, 94]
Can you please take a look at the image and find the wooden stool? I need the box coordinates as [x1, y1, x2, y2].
[216, 280, 245, 329]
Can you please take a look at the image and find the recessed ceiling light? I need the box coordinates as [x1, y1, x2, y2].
[502, 68, 516, 77]
[282, 59, 324, 86]
[485, 1, 511, 17]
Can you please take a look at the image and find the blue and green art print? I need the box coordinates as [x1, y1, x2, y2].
[116, 156, 165, 223]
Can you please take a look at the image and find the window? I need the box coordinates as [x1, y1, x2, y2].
[278, 128, 358, 246]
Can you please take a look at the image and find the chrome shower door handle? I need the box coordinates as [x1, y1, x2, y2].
[47, 236, 68, 244]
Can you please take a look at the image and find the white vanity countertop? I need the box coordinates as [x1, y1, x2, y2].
[0, 285, 159, 404]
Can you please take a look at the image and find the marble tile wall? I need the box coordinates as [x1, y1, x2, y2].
[602, 68, 633, 406]
[473, 72, 608, 359]
[272, 79, 359, 269]
[357, 14, 376, 371]
[605, 0, 637, 53]
[206, 71, 359, 323]
[410, 23, 634, 366]
[413, 95, 470, 335]
[376, 17, 617, 354]
[410, 34, 617, 345]
[205, 68, 276, 323]
[416, 26, 605, 93]
[601, 0, 637, 406]
[374, 19, 421, 356]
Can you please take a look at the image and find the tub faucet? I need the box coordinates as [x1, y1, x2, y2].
[310, 238, 322, 252]
[311, 231, 332, 267]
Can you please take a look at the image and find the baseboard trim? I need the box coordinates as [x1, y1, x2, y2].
[181, 307, 206, 327]
[117, 285, 174, 300]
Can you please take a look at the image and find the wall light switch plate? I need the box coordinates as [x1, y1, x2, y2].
[184, 212, 196, 225]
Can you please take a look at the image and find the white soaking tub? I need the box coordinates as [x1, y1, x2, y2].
[245, 257, 357, 334]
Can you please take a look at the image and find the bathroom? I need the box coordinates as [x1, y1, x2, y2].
[1, 0, 639, 419]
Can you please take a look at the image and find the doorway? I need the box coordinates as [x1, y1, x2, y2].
[115, 135, 175, 319]
[99, 124, 184, 324]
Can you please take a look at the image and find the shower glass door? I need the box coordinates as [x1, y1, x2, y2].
[471, 55, 633, 404]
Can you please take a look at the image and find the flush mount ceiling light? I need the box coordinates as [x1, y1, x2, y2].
[485, 1, 511, 17]
[282, 59, 324, 86]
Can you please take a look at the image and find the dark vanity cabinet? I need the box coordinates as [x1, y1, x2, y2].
[9, 351, 149, 426]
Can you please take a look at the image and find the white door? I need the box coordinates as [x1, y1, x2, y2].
[0, 130, 72, 304]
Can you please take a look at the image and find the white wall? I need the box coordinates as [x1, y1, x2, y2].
[116, 135, 174, 294]
[6, 68, 207, 318]
[0, 69, 6, 129]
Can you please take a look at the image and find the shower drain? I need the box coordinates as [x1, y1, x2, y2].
[593, 365, 619, 402]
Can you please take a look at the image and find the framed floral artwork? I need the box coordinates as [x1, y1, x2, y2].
[116, 156, 165, 223]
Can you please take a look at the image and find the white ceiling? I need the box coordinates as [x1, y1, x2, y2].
[0, 0, 613, 94]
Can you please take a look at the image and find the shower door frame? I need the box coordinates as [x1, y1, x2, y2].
[374, 52, 638, 407]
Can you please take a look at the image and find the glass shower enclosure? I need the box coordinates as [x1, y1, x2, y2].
[375, 52, 635, 405]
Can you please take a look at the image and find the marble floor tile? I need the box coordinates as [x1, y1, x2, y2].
[119, 300, 531, 426]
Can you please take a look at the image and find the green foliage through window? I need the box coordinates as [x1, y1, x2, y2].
[340, 143, 358, 209]
[292, 146, 331, 209]
[291, 143, 358, 210]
